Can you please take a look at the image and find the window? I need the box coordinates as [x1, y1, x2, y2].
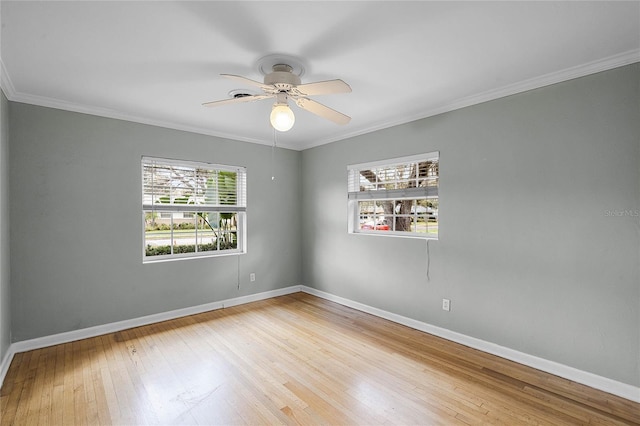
[348, 152, 439, 238]
[142, 157, 246, 261]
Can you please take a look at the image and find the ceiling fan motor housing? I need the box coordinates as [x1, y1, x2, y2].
[264, 64, 301, 91]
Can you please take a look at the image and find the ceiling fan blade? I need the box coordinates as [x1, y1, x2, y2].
[202, 94, 272, 107]
[294, 79, 352, 96]
[221, 74, 272, 91]
[293, 97, 351, 125]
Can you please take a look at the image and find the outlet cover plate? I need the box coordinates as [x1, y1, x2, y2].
[442, 298, 451, 311]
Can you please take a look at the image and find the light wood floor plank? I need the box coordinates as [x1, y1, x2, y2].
[2, 292, 639, 425]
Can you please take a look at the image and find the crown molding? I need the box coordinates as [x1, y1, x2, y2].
[296, 49, 640, 151]
[2, 50, 639, 152]
[0, 62, 300, 150]
[1, 88, 299, 152]
[0, 59, 16, 100]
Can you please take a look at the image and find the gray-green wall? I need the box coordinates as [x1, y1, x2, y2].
[301, 64, 640, 387]
[9, 104, 302, 341]
[0, 91, 9, 364]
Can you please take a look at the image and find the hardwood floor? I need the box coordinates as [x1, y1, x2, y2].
[1, 292, 638, 425]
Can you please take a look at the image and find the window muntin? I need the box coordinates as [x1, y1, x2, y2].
[348, 153, 439, 238]
[142, 157, 246, 261]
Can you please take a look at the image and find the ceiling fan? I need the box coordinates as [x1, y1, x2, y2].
[202, 62, 352, 132]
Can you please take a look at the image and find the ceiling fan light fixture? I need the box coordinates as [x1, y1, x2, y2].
[205, 57, 351, 130]
[270, 103, 295, 132]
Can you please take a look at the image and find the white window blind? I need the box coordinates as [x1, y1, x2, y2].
[143, 157, 246, 212]
[347, 152, 439, 238]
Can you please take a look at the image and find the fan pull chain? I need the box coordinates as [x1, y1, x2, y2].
[271, 128, 277, 181]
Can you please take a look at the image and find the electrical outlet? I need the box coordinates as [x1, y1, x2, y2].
[250, 273, 256, 282]
[442, 298, 451, 312]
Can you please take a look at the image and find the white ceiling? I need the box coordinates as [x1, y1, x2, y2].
[2, 1, 639, 150]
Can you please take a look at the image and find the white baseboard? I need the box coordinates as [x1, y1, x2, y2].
[0, 346, 12, 389]
[2, 284, 638, 404]
[300, 286, 640, 403]
[0, 285, 301, 388]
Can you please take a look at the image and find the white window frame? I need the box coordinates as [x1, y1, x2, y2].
[142, 156, 247, 262]
[347, 152, 439, 239]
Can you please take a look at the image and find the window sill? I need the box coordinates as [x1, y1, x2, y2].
[143, 250, 245, 264]
[349, 231, 438, 240]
